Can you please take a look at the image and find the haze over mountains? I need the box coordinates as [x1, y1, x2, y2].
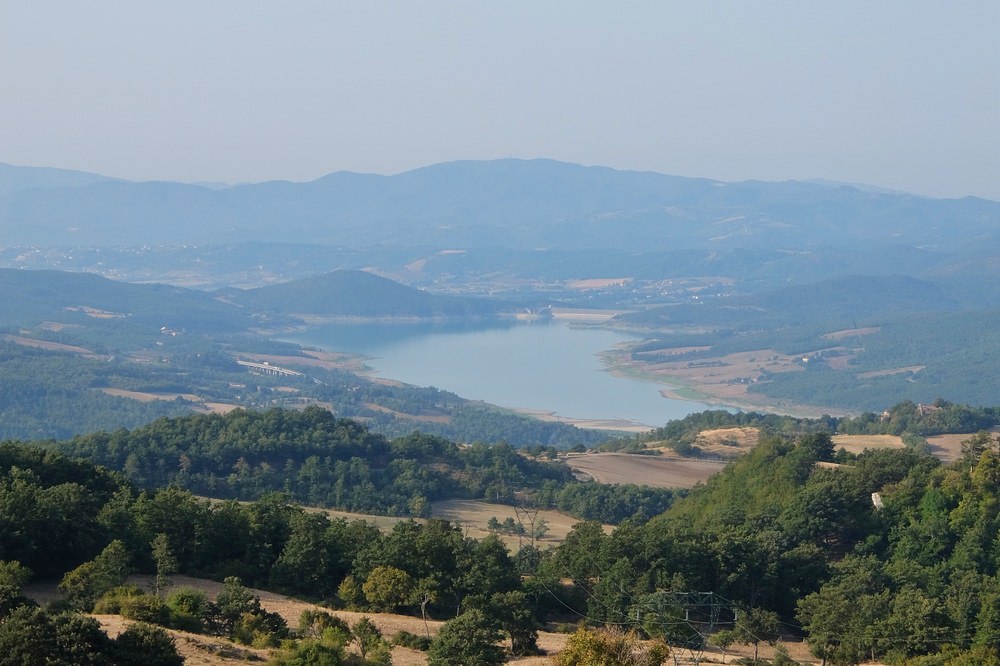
[2, 159, 998, 253]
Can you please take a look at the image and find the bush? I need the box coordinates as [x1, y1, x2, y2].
[391, 629, 432, 651]
[555, 626, 669, 666]
[113, 622, 183, 666]
[427, 609, 504, 666]
[165, 587, 210, 633]
[93, 585, 145, 615]
[298, 609, 351, 643]
[120, 594, 170, 625]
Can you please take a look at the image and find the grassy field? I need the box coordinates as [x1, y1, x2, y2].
[84, 574, 567, 666]
[302, 499, 593, 549]
[834, 433, 971, 463]
[564, 452, 727, 489]
[82, 574, 822, 665]
[831, 434, 906, 455]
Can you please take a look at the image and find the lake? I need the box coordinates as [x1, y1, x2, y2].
[287, 319, 715, 428]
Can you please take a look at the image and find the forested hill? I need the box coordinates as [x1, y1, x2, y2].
[7, 410, 1000, 663]
[48, 406, 570, 515]
[0, 267, 252, 332]
[219, 269, 508, 318]
[549, 431, 1000, 664]
[42, 406, 680, 524]
[0, 267, 509, 329]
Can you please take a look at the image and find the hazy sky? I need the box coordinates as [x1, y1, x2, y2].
[2, 1, 998, 199]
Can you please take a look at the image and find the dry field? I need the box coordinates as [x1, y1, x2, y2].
[565, 452, 727, 489]
[96, 388, 241, 415]
[430, 499, 600, 547]
[834, 432, 984, 464]
[2, 333, 105, 358]
[80, 574, 571, 666]
[821, 327, 881, 340]
[607, 345, 850, 418]
[237, 349, 370, 374]
[925, 431, 993, 463]
[99, 388, 205, 403]
[692, 426, 760, 456]
[832, 434, 906, 456]
[79, 575, 825, 666]
[299, 499, 592, 547]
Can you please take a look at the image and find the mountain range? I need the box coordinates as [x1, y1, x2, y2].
[2, 159, 997, 254]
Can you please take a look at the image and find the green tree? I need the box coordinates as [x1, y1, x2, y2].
[52, 612, 114, 666]
[0, 560, 32, 618]
[351, 617, 389, 663]
[150, 533, 178, 595]
[58, 539, 131, 610]
[487, 590, 539, 657]
[362, 566, 414, 613]
[165, 586, 210, 633]
[0, 606, 58, 666]
[427, 609, 504, 666]
[113, 622, 183, 666]
[734, 607, 780, 661]
[214, 576, 261, 635]
[710, 628, 737, 662]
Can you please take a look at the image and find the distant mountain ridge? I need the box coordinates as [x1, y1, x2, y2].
[2, 159, 997, 252]
[0, 162, 120, 196]
[0, 268, 509, 331]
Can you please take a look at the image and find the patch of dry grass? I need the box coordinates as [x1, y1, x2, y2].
[832, 434, 906, 455]
[565, 452, 726, 489]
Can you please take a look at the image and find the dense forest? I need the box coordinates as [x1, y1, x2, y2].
[43, 406, 672, 525]
[4, 408, 1000, 663]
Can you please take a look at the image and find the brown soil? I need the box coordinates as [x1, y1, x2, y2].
[564, 452, 727, 489]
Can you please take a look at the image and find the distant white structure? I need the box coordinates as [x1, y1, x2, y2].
[871, 492, 884, 510]
[236, 360, 303, 377]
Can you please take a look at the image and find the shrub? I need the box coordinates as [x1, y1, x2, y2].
[391, 630, 432, 651]
[93, 585, 145, 615]
[113, 622, 183, 666]
[120, 593, 170, 625]
[165, 587, 210, 633]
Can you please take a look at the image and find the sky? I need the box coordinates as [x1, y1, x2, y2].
[1, 1, 998, 200]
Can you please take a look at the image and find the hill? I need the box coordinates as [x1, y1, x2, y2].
[8, 409, 1000, 664]
[0, 162, 118, 196]
[2, 159, 997, 252]
[221, 269, 508, 319]
[0, 267, 250, 332]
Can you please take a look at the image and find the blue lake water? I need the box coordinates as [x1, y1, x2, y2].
[287, 319, 715, 428]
